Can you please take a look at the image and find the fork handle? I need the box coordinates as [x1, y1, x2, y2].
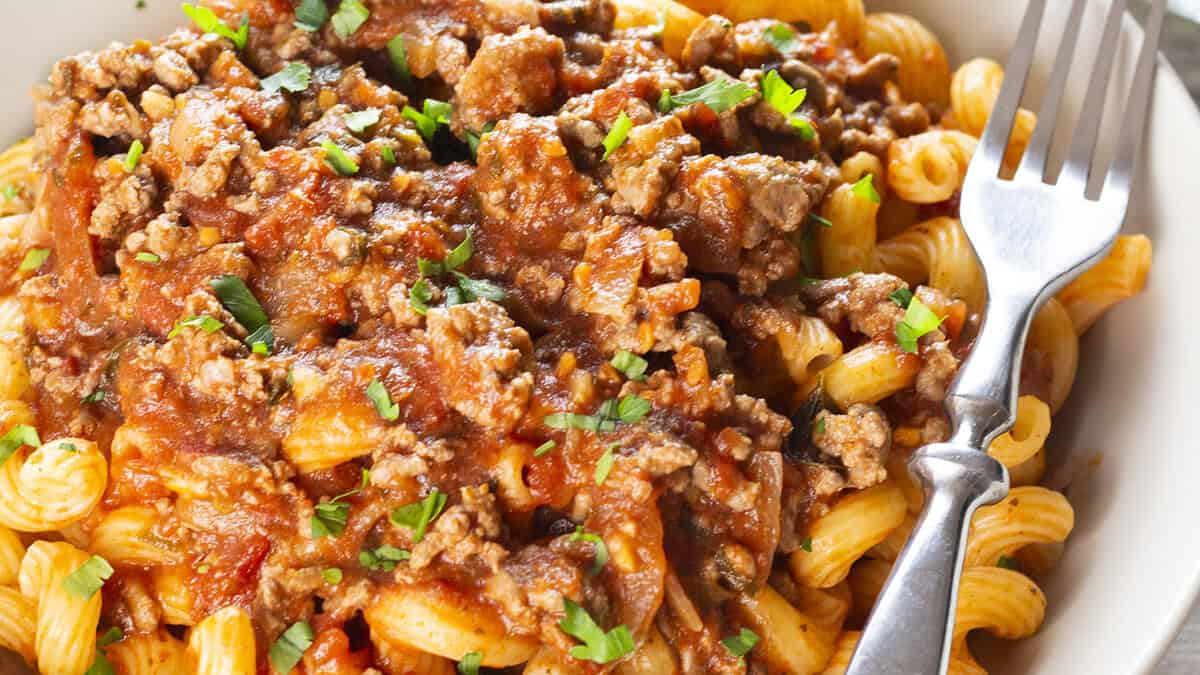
[845, 446, 1008, 675]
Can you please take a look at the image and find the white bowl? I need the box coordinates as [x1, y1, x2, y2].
[1, 1, 1197, 674]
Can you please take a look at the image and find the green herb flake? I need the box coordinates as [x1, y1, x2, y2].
[609, 350, 648, 381]
[2, 184, 18, 201]
[136, 0, 146, 8]
[366, 378, 400, 421]
[181, 3, 248, 50]
[97, 627, 123, 648]
[997, 554, 1020, 571]
[895, 297, 944, 353]
[763, 23, 804, 54]
[851, 173, 881, 204]
[466, 121, 496, 161]
[269, 621, 315, 675]
[800, 536, 813, 552]
[294, 0, 328, 32]
[809, 212, 832, 228]
[380, 144, 396, 165]
[83, 652, 114, 675]
[533, 440, 556, 457]
[196, 563, 211, 574]
[322, 567, 343, 584]
[62, 555, 114, 599]
[123, 140, 144, 173]
[616, 395, 651, 424]
[559, 598, 635, 664]
[321, 140, 359, 176]
[659, 76, 755, 115]
[409, 278, 432, 315]
[261, 61, 312, 93]
[402, 99, 452, 143]
[444, 233, 474, 272]
[761, 70, 807, 117]
[889, 288, 914, 308]
[570, 526, 609, 574]
[387, 34, 413, 85]
[601, 111, 633, 161]
[345, 108, 381, 134]
[358, 544, 410, 571]
[721, 628, 760, 659]
[594, 445, 616, 486]
[210, 275, 269, 338]
[813, 416, 826, 435]
[166, 315, 224, 339]
[330, 0, 369, 39]
[0, 424, 40, 467]
[458, 651, 483, 675]
[390, 490, 447, 544]
[19, 248, 50, 272]
[134, 251, 160, 263]
[82, 389, 106, 404]
[61, 443, 78, 452]
[452, 272, 505, 303]
[310, 500, 350, 538]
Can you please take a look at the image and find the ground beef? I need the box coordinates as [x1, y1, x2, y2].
[813, 404, 892, 489]
[801, 272, 908, 339]
[454, 26, 565, 134]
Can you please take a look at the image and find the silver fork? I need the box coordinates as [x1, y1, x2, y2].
[846, 0, 1167, 673]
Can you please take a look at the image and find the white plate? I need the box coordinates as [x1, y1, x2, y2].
[1, 1, 1197, 674]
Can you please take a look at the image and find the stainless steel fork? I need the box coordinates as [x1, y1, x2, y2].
[846, 0, 1167, 673]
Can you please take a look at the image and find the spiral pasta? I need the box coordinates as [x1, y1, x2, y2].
[887, 131, 977, 204]
[950, 58, 1037, 172]
[987, 395, 1051, 474]
[107, 630, 190, 675]
[819, 342, 920, 410]
[875, 217, 986, 310]
[731, 585, 837, 675]
[186, 606, 256, 675]
[0, 437, 108, 532]
[1026, 298, 1080, 413]
[790, 481, 908, 588]
[19, 541, 104, 675]
[90, 506, 182, 566]
[818, 174, 882, 278]
[964, 487, 1074, 568]
[679, 0, 866, 45]
[1057, 234, 1152, 335]
[0, 585, 36, 665]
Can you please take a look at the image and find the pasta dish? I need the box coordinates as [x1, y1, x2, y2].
[0, 0, 1153, 673]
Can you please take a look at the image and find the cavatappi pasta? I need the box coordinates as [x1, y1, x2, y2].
[0, 0, 1150, 673]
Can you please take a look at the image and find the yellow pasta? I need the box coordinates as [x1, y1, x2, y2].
[777, 314, 845, 385]
[0, 340, 30, 401]
[0, 585, 36, 665]
[859, 13, 950, 106]
[681, 0, 866, 46]
[1027, 298, 1079, 413]
[875, 217, 986, 310]
[950, 58, 1036, 171]
[282, 404, 386, 473]
[524, 647, 575, 674]
[614, 627, 679, 675]
[612, 0, 704, 59]
[186, 606, 256, 675]
[1014, 541, 1066, 579]
[1057, 234, 1152, 335]
[91, 506, 182, 566]
[107, 630, 190, 675]
[987, 395, 1051, 471]
[0, 139, 35, 217]
[866, 512, 914, 562]
[819, 342, 919, 410]
[847, 558, 892, 624]
[153, 567, 197, 626]
[0, 522, 25, 585]
[374, 638, 457, 675]
[731, 585, 836, 675]
[886, 131, 977, 204]
[818, 180, 881, 278]
[964, 486, 1074, 568]
[954, 566, 1046, 642]
[0, 437, 107, 532]
[1007, 448, 1046, 487]
[820, 632, 986, 675]
[19, 541, 103, 675]
[790, 481, 908, 588]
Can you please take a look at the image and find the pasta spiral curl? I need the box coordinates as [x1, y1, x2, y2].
[951, 58, 1036, 172]
[820, 631, 985, 675]
[1026, 298, 1079, 413]
[964, 487, 1074, 568]
[107, 630, 190, 675]
[1057, 234, 1152, 335]
[859, 13, 951, 106]
[954, 566, 1046, 642]
[0, 437, 108, 532]
[0, 585, 36, 665]
[91, 506, 182, 566]
[875, 217, 985, 310]
[679, 0, 866, 46]
[886, 131, 977, 204]
[186, 606, 256, 675]
[19, 541, 103, 675]
[790, 481, 908, 588]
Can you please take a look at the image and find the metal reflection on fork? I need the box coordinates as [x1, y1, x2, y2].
[845, 0, 1167, 673]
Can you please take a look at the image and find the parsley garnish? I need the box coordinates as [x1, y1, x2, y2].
[82, 389, 105, 404]
[310, 469, 369, 538]
[366, 378, 399, 421]
[294, 0, 328, 32]
[761, 70, 814, 139]
[166, 315, 223, 339]
[545, 395, 650, 432]
[415, 233, 505, 304]
[387, 34, 413, 86]
[721, 628, 760, 658]
[458, 652, 483, 675]
[559, 598, 635, 664]
[659, 76, 756, 114]
[601, 111, 633, 161]
[895, 297, 944, 353]
[409, 279, 433, 315]
[322, 567, 343, 584]
[359, 544, 410, 571]
[380, 144, 396, 165]
[402, 99, 452, 143]
[452, 272, 505, 302]
[345, 109, 381, 134]
[2, 184, 18, 201]
[800, 536, 813, 552]
[763, 23, 804, 54]
[390, 490, 447, 544]
[269, 622, 314, 675]
[261, 62, 312, 93]
[0, 425, 39, 467]
[616, 394, 651, 424]
[123, 140, 143, 173]
[321, 140, 359, 176]
[813, 416, 826, 435]
[570, 526, 608, 574]
[61, 443, 78, 452]
[97, 627, 123, 647]
[18, 248, 50, 272]
[809, 212, 833, 227]
[594, 445, 616, 485]
[181, 4, 248, 50]
[330, 0, 369, 38]
[85, 627, 122, 675]
[134, 251, 160, 263]
[609, 350, 647, 381]
[63, 555, 113, 599]
[997, 554, 1020, 571]
[466, 121, 496, 160]
[534, 440, 556, 457]
[210, 274, 272, 354]
[889, 288, 914, 308]
[851, 174, 881, 204]
[419, 233, 473, 277]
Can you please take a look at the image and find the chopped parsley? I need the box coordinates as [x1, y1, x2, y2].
[366, 378, 400, 421]
[0, 424, 39, 467]
[294, 0, 328, 32]
[2, 184, 17, 201]
[210, 274, 272, 354]
[380, 144, 396, 165]
[601, 111, 633, 161]
[889, 287, 915, 308]
[409, 279, 433, 315]
[616, 394, 651, 424]
[345, 108, 381, 134]
[18, 248, 50, 272]
[359, 544, 410, 571]
[658, 76, 756, 114]
[570, 526, 609, 574]
[763, 23, 804, 54]
[311, 469, 370, 538]
[895, 297, 944, 353]
[721, 628, 760, 659]
[559, 598, 635, 664]
[545, 395, 650, 432]
[813, 416, 826, 435]
[851, 174, 881, 204]
[134, 251, 160, 263]
[82, 389, 106, 404]
[452, 272, 505, 302]
[387, 34, 413, 86]
[419, 233, 474, 277]
[322, 567, 343, 584]
[181, 3, 248, 50]
[261, 62, 312, 93]
[458, 652, 483, 675]
[63, 555, 113, 599]
[414, 233, 505, 306]
[85, 628, 123, 675]
[997, 554, 1020, 571]
[321, 140, 359, 176]
[402, 99, 452, 143]
[609, 350, 648, 381]
[135, 0, 146, 8]
[97, 627, 123, 647]
[123, 140, 144, 173]
[809, 212, 833, 227]
[534, 440, 557, 457]
[166, 315, 223, 339]
[760, 70, 814, 139]
[330, 0, 369, 38]
[61, 443, 78, 452]
[594, 444, 616, 485]
[269, 621, 314, 675]
[799, 536, 813, 552]
[390, 490, 447, 544]
[466, 121, 496, 160]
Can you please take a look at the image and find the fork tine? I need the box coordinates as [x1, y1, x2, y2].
[975, 0, 1048, 178]
[1018, 0, 1089, 182]
[1103, 0, 1167, 201]
[1059, 0, 1129, 193]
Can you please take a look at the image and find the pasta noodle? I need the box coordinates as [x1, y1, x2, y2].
[19, 541, 103, 675]
[0, 437, 107, 532]
[0, 585, 36, 665]
[790, 481, 908, 588]
[0, 522, 25, 585]
[90, 506, 181, 566]
[819, 342, 920, 410]
[886, 131, 977, 204]
[964, 487, 1074, 568]
[612, 0, 703, 59]
[950, 58, 1037, 172]
[107, 630, 190, 675]
[1057, 234, 1152, 335]
[186, 606, 256, 675]
[818, 171, 882, 278]
[731, 585, 836, 675]
[1026, 298, 1080, 413]
[875, 217, 986, 310]
[0, 139, 35, 217]
[859, 13, 951, 107]
[679, 0, 866, 45]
